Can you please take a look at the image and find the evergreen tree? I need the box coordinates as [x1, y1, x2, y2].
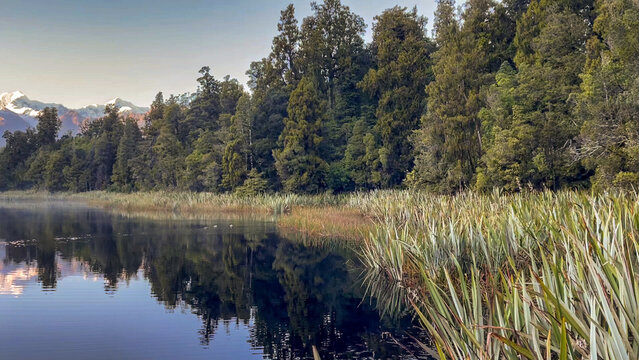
[0, 128, 37, 188]
[299, 0, 371, 167]
[273, 77, 328, 193]
[88, 104, 124, 190]
[147, 92, 166, 135]
[221, 94, 252, 190]
[359, 6, 434, 187]
[478, 0, 594, 190]
[183, 67, 222, 146]
[270, 4, 301, 88]
[36, 107, 61, 147]
[412, 0, 518, 192]
[112, 118, 142, 191]
[44, 140, 71, 191]
[235, 169, 269, 196]
[183, 130, 221, 191]
[299, 0, 366, 112]
[574, 0, 639, 188]
[63, 137, 93, 192]
[154, 127, 184, 189]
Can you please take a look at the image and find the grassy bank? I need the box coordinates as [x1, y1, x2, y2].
[0, 190, 375, 242]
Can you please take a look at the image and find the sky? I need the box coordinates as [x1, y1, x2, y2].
[0, 0, 437, 108]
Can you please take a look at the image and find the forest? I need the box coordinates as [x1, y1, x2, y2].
[1, 0, 638, 194]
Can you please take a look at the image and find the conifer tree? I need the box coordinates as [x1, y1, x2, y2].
[183, 67, 221, 146]
[359, 6, 434, 187]
[36, 107, 61, 147]
[112, 118, 142, 192]
[221, 94, 253, 190]
[235, 169, 269, 196]
[273, 77, 328, 193]
[153, 127, 184, 189]
[413, 0, 520, 192]
[300, 0, 366, 112]
[270, 4, 301, 89]
[91, 104, 124, 190]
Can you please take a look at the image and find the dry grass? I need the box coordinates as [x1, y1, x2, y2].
[277, 206, 374, 242]
[0, 190, 375, 241]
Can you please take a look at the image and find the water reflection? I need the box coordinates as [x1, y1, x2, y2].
[0, 202, 428, 359]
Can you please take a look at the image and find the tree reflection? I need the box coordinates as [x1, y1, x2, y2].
[0, 204, 427, 359]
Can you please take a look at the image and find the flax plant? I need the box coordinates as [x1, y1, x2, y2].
[362, 190, 639, 359]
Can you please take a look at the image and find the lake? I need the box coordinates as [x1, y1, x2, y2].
[0, 201, 428, 359]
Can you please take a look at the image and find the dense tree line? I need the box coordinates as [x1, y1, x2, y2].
[1, 0, 638, 194]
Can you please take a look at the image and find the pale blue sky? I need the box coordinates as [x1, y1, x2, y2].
[0, 0, 436, 108]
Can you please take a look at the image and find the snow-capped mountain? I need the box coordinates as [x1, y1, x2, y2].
[0, 91, 149, 146]
[78, 97, 149, 119]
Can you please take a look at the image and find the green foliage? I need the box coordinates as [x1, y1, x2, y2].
[574, 0, 639, 189]
[269, 4, 301, 89]
[235, 169, 269, 196]
[222, 138, 246, 191]
[0, 0, 636, 196]
[361, 189, 639, 359]
[36, 107, 61, 147]
[111, 118, 142, 192]
[274, 77, 328, 193]
[413, 0, 515, 192]
[221, 94, 253, 191]
[154, 127, 184, 189]
[360, 6, 434, 187]
[300, 0, 370, 164]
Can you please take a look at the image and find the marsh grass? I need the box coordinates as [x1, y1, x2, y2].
[0, 190, 374, 241]
[277, 206, 374, 242]
[362, 190, 639, 359]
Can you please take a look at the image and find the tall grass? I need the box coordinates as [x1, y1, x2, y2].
[0, 190, 351, 214]
[362, 190, 639, 359]
[0, 190, 374, 241]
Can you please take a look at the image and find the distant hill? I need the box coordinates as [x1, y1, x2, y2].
[0, 109, 32, 136]
[0, 91, 148, 146]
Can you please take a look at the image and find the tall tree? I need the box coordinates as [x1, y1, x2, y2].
[574, 0, 639, 188]
[183, 67, 222, 146]
[246, 4, 304, 188]
[0, 128, 37, 189]
[359, 6, 434, 187]
[412, 0, 517, 192]
[222, 94, 253, 191]
[88, 104, 124, 190]
[299, 0, 369, 164]
[478, 0, 594, 190]
[154, 126, 184, 189]
[273, 77, 328, 193]
[36, 107, 61, 147]
[299, 0, 366, 111]
[112, 118, 142, 191]
[270, 4, 301, 89]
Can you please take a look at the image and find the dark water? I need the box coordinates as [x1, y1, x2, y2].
[0, 201, 427, 360]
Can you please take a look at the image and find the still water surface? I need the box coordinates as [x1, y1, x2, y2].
[0, 201, 426, 359]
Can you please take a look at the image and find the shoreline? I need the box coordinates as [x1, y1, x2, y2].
[0, 190, 375, 242]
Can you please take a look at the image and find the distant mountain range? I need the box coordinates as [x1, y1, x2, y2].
[0, 91, 149, 146]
